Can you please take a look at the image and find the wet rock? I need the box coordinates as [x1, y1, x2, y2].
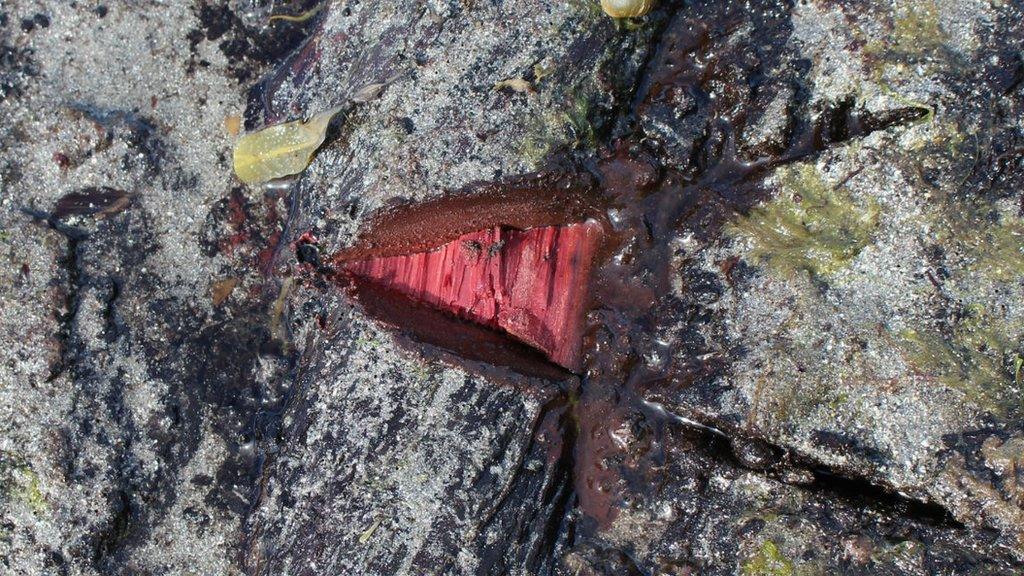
[587, 422, 1018, 575]
[1, 1, 284, 572]
[2, 0, 1024, 574]
[622, 0, 1024, 561]
[244, 288, 572, 574]
[730, 437, 778, 471]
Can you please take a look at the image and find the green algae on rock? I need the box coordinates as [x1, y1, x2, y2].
[899, 306, 1023, 417]
[517, 83, 601, 164]
[728, 163, 881, 278]
[964, 214, 1024, 283]
[0, 453, 47, 516]
[742, 540, 794, 576]
[892, 1, 946, 56]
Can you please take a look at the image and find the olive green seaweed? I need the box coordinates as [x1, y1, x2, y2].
[899, 306, 1023, 416]
[0, 452, 47, 515]
[892, 1, 945, 56]
[742, 540, 794, 576]
[268, 4, 322, 24]
[728, 164, 881, 277]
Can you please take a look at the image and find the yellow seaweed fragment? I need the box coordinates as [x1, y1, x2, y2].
[358, 517, 383, 544]
[494, 78, 535, 93]
[268, 4, 323, 24]
[223, 114, 241, 136]
[232, 107, 339, 185]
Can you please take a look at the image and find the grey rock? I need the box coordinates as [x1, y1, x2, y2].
[1, 0, 1023, 574]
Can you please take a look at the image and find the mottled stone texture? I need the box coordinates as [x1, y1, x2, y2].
[1, 0, 1023, 575]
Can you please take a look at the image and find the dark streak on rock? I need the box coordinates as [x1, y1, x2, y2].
[66, 104, 168, 178]
[19, 207, 87, 383]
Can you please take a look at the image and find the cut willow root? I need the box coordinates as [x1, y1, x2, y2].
[343, 221, 602, 371]
[232, 106, 341, 185]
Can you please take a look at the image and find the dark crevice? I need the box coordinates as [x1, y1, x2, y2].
[90, 373, 143, 572]
[20, 208, 87, 383]
[526, 404, 578, 575]
[90, 490, 133, 568]
[343, 276, 573, 382]
[101, 277, 123, 342]
[472, 397, 578, 576]
[529, 473, 575, 574]
[802, 467, 963, 529]
[473, 406, 554, 534]
[52, 235, 83, 383]
[651, 401, 966, 530]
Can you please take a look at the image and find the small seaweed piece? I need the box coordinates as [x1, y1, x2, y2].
[358, 517, 383, 544]
[53, 187, 133, 219]
[232, 107, 340, 185]
[351, 82, 388, 103]
[532, 60, 555, 82]
[223, 114, 241, 136]
[210, 277, 239, 306]
[268, 4, 322, 24]
[742, 540, 794, 576]
[494, 78, 534, 93]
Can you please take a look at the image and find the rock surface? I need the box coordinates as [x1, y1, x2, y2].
[0, 0, 1022, 575]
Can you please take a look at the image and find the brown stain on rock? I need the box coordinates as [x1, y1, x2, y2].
[211, 277, 239, 306]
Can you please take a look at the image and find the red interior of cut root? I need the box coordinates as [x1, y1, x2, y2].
[343, 221, 602, 372]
